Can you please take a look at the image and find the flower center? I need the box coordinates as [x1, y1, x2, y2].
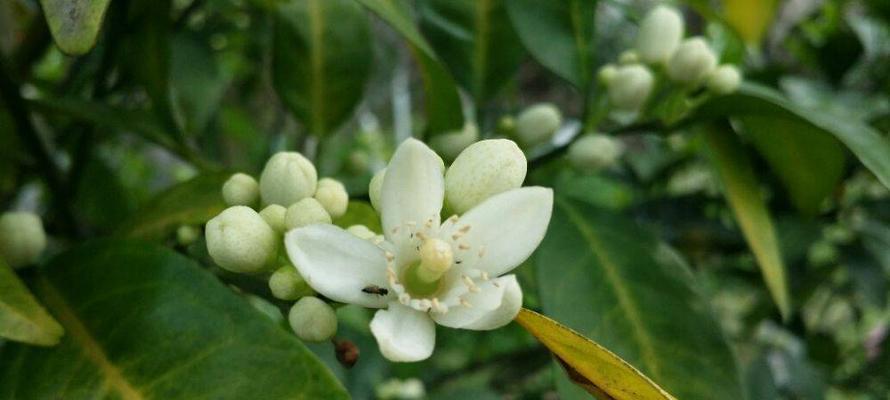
[417, 238, 453, 282]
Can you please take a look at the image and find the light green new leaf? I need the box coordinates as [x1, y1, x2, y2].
[0, 261, 63, 346]
[0, 241, 348, 399]
[273, 0, 372, 137]
[721, 0, 777, 45]
[695, 82, 890, 191]
[417, 0, 525, 102]
[704, 124, 791, 319]
[506, 0, 596, 88]
[537, 197, 745, 400]
[118, 173, 229, 240]
[355, 0, 464, 135]
[40, 0, 111, 55]
[515, 308, 676, 400]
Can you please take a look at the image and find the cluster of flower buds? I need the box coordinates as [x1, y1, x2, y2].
[0, 211, 47, 269]
[598, 6, 743, 113]
[205, 151, 348, 342]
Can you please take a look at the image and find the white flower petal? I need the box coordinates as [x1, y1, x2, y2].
[462, 275, 522, 330]
[285, 224, 392, 308]
[381, 139, 444, 250]
[447, 187, 553, 276]
[432, 279, 504, 329]
[370, 302, 436, 362]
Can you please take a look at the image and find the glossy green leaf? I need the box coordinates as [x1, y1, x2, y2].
[516, 308, 676, 400]
[118, 173, 228, 240]
[0, 241, 348, 399]
[272, 0, 372, 137]
[417, 0, 525, 102]
[40, 0, 111, 55]
[0, 261, 64, 346]
[537, 197, 745, 400]
[506, 0, 596, 88]
[695, 82, 890, 191]
[355, 0, 464, 134]
[704, 124, 791, 319]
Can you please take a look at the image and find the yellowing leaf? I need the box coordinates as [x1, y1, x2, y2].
[0, 260, 64, 346]
[721, 0, 777, 45]
[515, 308, 676, 400]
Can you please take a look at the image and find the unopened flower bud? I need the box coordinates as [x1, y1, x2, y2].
[429, 122, 479, 161]
[288, 296, 337, 342]
[707, 64, 742, 95]
[205, 206, 277, 273]
[0, 212, 46, 269]
[496, 115, 516, 136]
[222, 173, 259, 207]
[346, 224, 377, 240]
[269, 266, 313, 300]
[598, 63, 618, 85]
[635, 6, 685, 64]
[369, 168, 386, 212]
[618, 50, 639, 65]
[176, 225, 200, 246]
[259, 204, 288, 233]
[259, 152, 318, 206]
[285, 198, 331, 229]
[607, 64, 654, 111]
[568, 134, 625, 170]
[667, 37, 717, 85]
[445, 139, 526, 214]
[313, 178, 349, 219]
[515, 103, 562, 147]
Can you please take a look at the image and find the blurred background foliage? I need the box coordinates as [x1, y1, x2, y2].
[1, 0, 889, 399]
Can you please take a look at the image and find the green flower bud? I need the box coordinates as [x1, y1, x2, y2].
[314, 178, 349, 219]
[607, 64, 654, 111]
[496, 115, 516, 136]
[618, 49, 639, 65]
[176, 225, 200, 246]
[259, 152, 318, 206]
[288, 296, 337, 342]
[0, 212, 46, 269]
[635, 6, 685, 64]
[667, 37, 717, 85]
[567, 134, 625, 170]
[445, 139, 527, 214]
[706, 64, 742, 95]
[285, 198, 331, 230]
[346, 224, 377, 240]
[369, 168, 386, 212]
[269, 266, 313, 300]
[205, 206, 277, 273]
[515, 103, 562, 147]
[222, 173, 259, 207]
[259, 204, 288, 233]
[598, 63, 618, 85]
[429, 122, 479, 161]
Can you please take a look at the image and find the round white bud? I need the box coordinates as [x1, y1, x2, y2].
[259, 152, 318, 206]
[568, 134, 626, 170]
[618, 49, 640, 65]
[313, 178, 348, 219]
[429, 122, 479, 161]
[221, 173, 259, 207]
[598, 63, 618, 85]
[346, 224, 377, 240]
[607, 64, 654, 111]
[707, 64, 742, 95]
[515, 103, 562, 147]
[0, 212, 46, 269]
[205, 206, 277, 274]
[667, 37, 718, 85]
[285, 198, 331, 230]
[288, 296, 337, 342]
[258, 204, 287, 233]
[445, 139, 527, 214]
[269, 265, 312, 300]
[176, 225, 200, 246]
[635, 6, 685, 64]
[369, 168, 386, 212]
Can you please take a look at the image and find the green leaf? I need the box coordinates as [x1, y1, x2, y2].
[0, 241, 348, 399]
[171, 34, 231, 137]
[720, 0, 777, 45]
[739, 116, 846, 216]
[703, 123, 791, 319]
[29, 98, 173, 147]
[695, 82, 890, 191]
[417, 0, 525, 102]
[118, 173, 228, 240]
[354, 0, 464, 135]
[332, 201, 382, 233]
[515, 308, 676, 400]
[505, 0, 596, 88]
[537, 197, 745, 400]
[272, 0, 372, 137]
[39, 0, 111, 55]
[0, 261, 64, 346]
